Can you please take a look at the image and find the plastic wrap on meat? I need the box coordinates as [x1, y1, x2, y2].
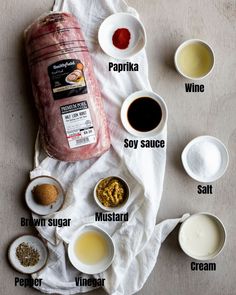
[24, 12, 110, 162]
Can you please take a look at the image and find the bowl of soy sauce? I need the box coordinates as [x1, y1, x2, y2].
[120, 90, 168, 137]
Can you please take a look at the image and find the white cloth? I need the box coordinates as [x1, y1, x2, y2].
[31, 0, 189, 294]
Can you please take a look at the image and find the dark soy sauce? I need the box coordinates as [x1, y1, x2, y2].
[127, 97, 162, 132]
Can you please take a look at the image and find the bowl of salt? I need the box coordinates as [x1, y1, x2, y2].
[181, 136, 229, 183]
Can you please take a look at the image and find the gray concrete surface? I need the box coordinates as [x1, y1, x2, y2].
[0, 0, 235, 294]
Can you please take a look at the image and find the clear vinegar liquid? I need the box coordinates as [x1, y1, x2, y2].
[74, 231, 108, 264]
[177, 43, 214, 78]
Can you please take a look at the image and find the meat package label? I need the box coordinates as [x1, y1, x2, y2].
[48, 59, 87, 100]
[60, 101, 96, 149]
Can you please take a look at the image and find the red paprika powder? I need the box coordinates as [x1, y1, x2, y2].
[112, 28, 131, 50]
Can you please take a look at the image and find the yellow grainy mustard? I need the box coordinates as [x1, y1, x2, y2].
[96, 177, 127, 208]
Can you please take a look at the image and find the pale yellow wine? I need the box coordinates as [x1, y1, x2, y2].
[177, 43, 213, 78]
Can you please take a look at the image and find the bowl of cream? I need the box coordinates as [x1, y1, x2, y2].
[174, 39, 214, 80]
[179, 213, 226, 260]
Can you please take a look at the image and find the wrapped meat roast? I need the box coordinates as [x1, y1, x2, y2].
[25, 12, 110, 162]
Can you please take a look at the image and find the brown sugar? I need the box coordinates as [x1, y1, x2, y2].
[33, 184, 58, 206]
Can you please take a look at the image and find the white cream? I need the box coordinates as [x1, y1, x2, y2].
[179, 214, 224, 259]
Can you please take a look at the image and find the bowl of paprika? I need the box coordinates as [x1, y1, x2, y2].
[98, 12, 146, 60]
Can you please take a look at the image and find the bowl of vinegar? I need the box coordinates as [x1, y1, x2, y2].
[68, 224, 115, 274]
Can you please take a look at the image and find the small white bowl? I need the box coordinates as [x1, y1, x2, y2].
[120, 90, 168, 137]
[179, 212, 226, 261]
[8, 235, 48, 274]
[94, 176, 130, 212]
[181, 136, 229, 183]
[98, 12, 146, 60]
[25, 176, 65, 216]
[68, 224, 115, 274]
[174, 39, 215, 80]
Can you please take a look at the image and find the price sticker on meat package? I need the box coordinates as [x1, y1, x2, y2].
[60, 102, 96, 148]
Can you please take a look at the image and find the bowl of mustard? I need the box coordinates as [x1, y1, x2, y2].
[94, 176, 130, 212]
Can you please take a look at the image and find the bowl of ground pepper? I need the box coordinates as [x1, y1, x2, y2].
[94, 176, 130, 211]
[8, 235, 48, 274]
[98, 13, 146, 60]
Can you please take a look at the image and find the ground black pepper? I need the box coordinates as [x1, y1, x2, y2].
[16, 242, 40, 267]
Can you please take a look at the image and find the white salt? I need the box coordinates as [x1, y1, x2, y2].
[187, 141, 222, 179]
